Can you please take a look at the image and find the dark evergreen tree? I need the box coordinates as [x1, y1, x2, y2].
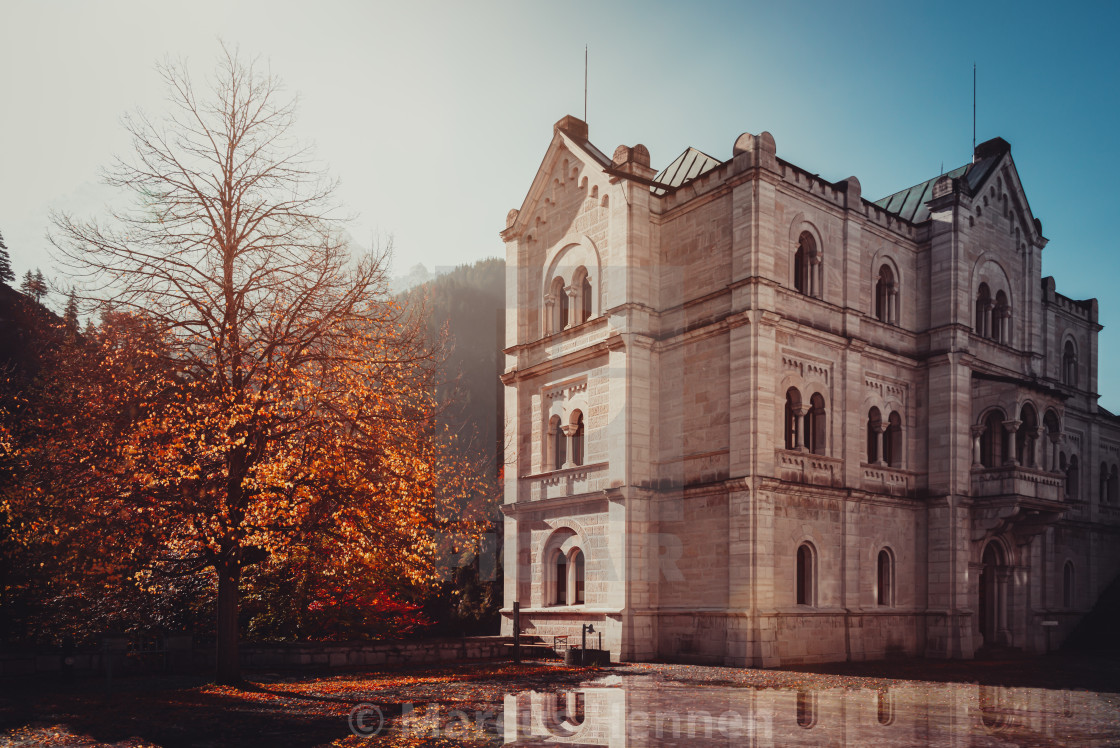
[33, 270, 47, 303]
[0, 231, 13, 286]
[64, 290, 79, 330]
[20, 269, 47, 303]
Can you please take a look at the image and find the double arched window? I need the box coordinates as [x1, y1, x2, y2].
[874, 263, 899, 325]
[793, 231, 822, 298]
[1062, 340, 1078, 388]
[866, 408, 902, 467]
[784, 388, 826, 455]
[544, 265, 595, 335]
[552, 547, 586, 606]
[975, 283, 1012, 344]
[547, 410, 586, 471]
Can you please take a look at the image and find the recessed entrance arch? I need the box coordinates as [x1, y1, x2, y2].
[978, 541, 1010, 647]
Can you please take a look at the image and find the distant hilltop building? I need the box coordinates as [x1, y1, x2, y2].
[499, 115, 1119, 665]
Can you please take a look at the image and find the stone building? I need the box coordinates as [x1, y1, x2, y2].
[499, 115, 1120, 665]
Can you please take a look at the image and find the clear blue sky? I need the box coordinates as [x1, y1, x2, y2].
[1, 0, 1117, 407]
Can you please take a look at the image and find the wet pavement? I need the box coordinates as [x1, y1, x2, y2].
[2, 656, 1117, 745]
[498, 660, 1120, 747]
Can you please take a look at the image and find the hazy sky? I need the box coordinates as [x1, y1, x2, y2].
[2, 0, 1117, 407]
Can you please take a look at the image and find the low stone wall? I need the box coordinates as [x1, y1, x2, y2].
[238, 636, 507, 669]
[0, 636, 508, 677]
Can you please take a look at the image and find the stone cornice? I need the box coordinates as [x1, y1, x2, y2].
[501, 339, 611, 384]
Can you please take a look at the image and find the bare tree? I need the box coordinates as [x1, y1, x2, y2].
[49, 47, 474, 684]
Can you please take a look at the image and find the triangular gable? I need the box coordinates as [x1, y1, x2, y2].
[872, 137, 1045, 245]
[501, 117, 613, 241]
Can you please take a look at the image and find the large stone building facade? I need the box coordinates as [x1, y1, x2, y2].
[499, 115, 1120, 665]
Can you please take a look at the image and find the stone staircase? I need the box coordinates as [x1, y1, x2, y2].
[499, 635, 564, 660]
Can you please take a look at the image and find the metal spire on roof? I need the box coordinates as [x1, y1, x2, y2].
[582, 44, 591, 124]
[973, 63, 977, 154]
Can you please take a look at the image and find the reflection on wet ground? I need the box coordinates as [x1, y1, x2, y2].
[499, 673, 1120, 747]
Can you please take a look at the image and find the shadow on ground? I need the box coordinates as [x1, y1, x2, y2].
[0, 661, 591, 747]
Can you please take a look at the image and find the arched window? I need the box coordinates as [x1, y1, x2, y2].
[980, 411, 1005, 468]
[1017, 404, 1038, 468]
[1063, 561, 1075, 609]
[975, 283, 991, 337]
[875, 264, 897, 324]
[1062, 340, 1078, 387]
[554, 551, 568, 606]
[877, 549, 894, 606]
[550, 415, 566, 471]
[784, 388, 802, 450]
[548, 530, 591, 609]
[573, 692, 586, 726]
[867, 407, 882, 464]
[571, 266, 593, 326]
[571, 411, 585, 466]
[806, 393, 826, 455]
[1067, 455, 1080, 500]
[993, 290, 1010, 344]
[1044, 410, 1062, 472]
[884, 411, 902, 468]
[580, 274, 593, 324]
[877, 690, 895, 726]
[572, 549, 585, 605]
[547, 276, 568, 335]
[794, 239, 809, 295]
[1101, 463, 1110, 504]
[793, 231, 820, 298]
[796, 690, 816, 728]
[796, 542, 816, 606]
[559, 287, 570, 330]
[1111, 465, 1119, 504]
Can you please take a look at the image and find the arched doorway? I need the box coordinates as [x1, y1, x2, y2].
[979, 542, 1008, 647]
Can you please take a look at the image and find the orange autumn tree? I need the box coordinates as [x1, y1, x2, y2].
[49, 48, 480, 683]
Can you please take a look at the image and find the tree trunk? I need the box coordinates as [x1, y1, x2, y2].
[215, 562, 240, 685]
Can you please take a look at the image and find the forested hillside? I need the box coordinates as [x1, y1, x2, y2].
[400, 257, 505, 475]
[398, 257, 506, 635]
